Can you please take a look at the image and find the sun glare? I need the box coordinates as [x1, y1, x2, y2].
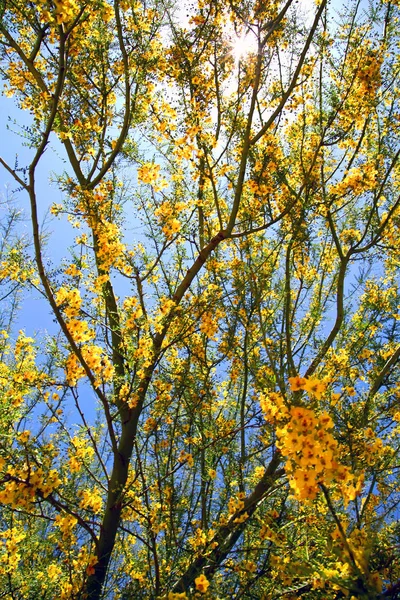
[230, 30, 258, 64]
[231, 32, 257, 63]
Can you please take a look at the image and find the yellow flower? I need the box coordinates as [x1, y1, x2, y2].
[137, 162, 161, 185]
[303, 378, 326, 399]
[47, 563, 62, 581]
[288, 375, 307, 391]
[18, 430, 31, 444]
[195, 573, 210, 593]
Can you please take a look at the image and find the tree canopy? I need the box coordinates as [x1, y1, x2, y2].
[1, 0, 400, 598]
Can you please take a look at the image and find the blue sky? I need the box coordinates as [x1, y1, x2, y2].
[0, 94, 78, 338]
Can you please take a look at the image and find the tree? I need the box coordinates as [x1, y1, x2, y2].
[0, 0, 400, 597]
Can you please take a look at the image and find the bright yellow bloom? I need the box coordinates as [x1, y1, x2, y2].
[303, 378, 327, 399]
[288, 375, 307, 391]
[195, 573, 210, 593]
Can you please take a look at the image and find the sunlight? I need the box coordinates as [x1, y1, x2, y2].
[230, 30, 258, 64]
[228, 0, 316, 64]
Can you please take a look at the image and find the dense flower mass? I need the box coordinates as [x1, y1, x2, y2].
[261, 378, 367, 503]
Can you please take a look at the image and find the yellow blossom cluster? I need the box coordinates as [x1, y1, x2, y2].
[58, 181, 126, 274]
[187, 526, 217, 556]
[329, 38, 384, 125]
[178, 451, 194, 467]
[78, 488, 103, 513]
[55, 286, 94, 344]
[95, 221, 126, 271]
[0, 465, 61, 509]
[188, 527, 208, 550]
[288, 375, 327, 398]
[58, 547, 98, 598]
[162, 218, 181, 239]
[350, 427, 392, 469]
[0, 331, 47, 409]
[153, 296, 176, 332]
[47, 563, 62, 582]
[356, 49, 383, 96]
[260, 378, 364, 503]
[319, 526, 384, 594]
[276, 405, 341, 500]
[340, 228, 362, 246]
[54, 0, 79, 24]
[259, 510, 285, 546]
[131, 334, 154, 381]
[0, 527, 26, 575]
[200, 311, 218, 338]
[0, 247, 36, 284]
[151, 100, 178, 136]
[64, 262, 82, 277]
[83, 344, 114, 381]
[258, 392, 288, 423]
[228, 492, 245, 515]
[154, 201, 186, 240]
[329, 164, 378, 198]
[3, 60, 38, 102]
[66, 318, 94, 344]
[55, 286, 82, 318]
[32, 0, 79, 25]
[123, 296, 143, 331]
[195, 573, 210, 593]
[138, 162, 168, 191]
[259, 523, 285, 545]
[172, 137, 197, 162]
[65, 344, 113, 387]
[68, 436, 95, 472]
[199, 307, 225, 339]
[54, 513, 78, 544]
